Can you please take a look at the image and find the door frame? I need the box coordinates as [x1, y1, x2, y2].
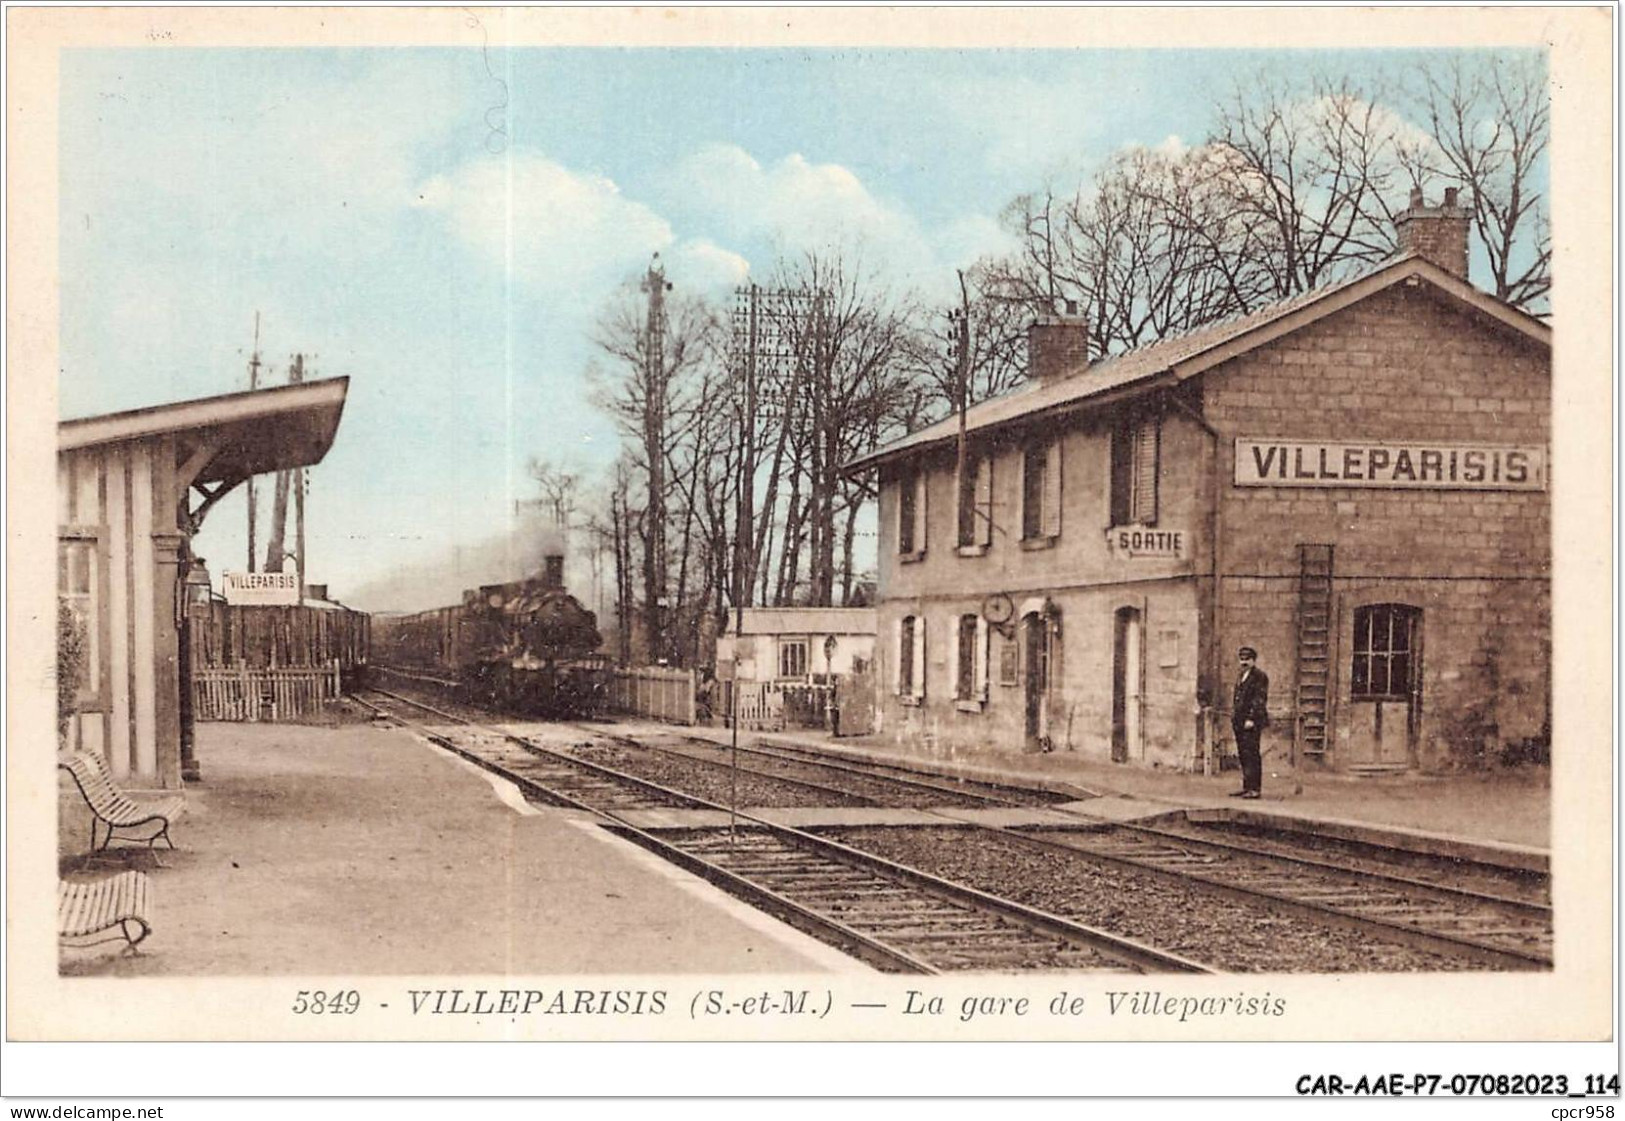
[1111, 605, 1143, 763]
[1342, 599, 1423, 768]
[1022, 611, 1048, 746]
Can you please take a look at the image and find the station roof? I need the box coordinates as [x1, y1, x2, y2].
[844, 253, 1550, 474]
[59, 377, 350, 484]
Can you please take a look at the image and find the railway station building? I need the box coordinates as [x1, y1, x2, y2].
[56, 378, 349, 788]
[847, 193, 1549, 774]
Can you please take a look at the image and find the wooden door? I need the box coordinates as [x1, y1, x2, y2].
[1023, 614, 1048, 745]
[1346, 604, 1421, 768]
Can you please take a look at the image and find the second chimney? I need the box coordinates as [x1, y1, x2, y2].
[1395, 186, 1472, 281]
[1027, 301, 1091, 382]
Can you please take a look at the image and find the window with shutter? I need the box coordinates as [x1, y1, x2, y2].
[957, 461, 976, 547]
[974, 616, 990, 700]
[1021, 444, 1046, 540]
[918, 471, 928, 554]
[975, 454, 993, 546]
[1111, 416, 1159, 527]
[957, 452, 994, 550]
[912, 616, 927, 699]
[898, 469, 918, 554]
[1131, 417, 1160, 525]
[955, 614, 977, 699]
[1042, 438, 1063, 537]
[1110, 425, 1133, 526]
[897, 616, 914, 695]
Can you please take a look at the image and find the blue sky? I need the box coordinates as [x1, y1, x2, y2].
[58, 46, 1505, 610]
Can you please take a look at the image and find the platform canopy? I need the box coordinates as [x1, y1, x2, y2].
[59, 377, 349, 531]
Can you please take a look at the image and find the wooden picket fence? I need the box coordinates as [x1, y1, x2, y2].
[607, 666, 696, 725]
[729, 681, 786, 732]
[192, 661, 344, 722]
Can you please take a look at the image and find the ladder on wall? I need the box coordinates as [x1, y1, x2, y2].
[1296, 544, 1333, 756]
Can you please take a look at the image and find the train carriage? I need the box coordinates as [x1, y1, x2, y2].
[372, 563, 607, 716]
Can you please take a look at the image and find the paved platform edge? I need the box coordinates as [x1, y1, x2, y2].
[1182, 806, 1550, 872]
[661, 724, 1550, 872]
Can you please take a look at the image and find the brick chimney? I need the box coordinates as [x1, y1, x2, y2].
[1394, 186, 1472, 281]
[1027, 301, 1090, 382]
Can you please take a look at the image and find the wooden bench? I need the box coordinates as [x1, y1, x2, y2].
[59, 871, 152, 953]
[58, 752, 185, 857]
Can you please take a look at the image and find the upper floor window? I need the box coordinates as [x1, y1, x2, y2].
[957, 452, 993, 550]
[778, 638, 809, 679]
[1110, 415, 1160, 527]
[1021, 439, 1062, 541]
[1352, 604, 1420, 699]
[897, 467, 926, 557]
[895, 614, 925, 699]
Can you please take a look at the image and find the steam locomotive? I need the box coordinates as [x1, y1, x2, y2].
[372, 560, 609, 717]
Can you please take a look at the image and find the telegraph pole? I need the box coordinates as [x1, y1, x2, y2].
[291, 355, 307, 601]
[641, 257, 670, 665]
[729, 285, 760, 839]
[263, 353, 304, 576]
[246, 313, 262, 572]
[952, 270, 971, 542]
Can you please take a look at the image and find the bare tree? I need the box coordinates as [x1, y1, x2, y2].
[915, 261, 1032, 415]
[986, 58, 1548, 373]
[590, 264, 722, 663]
[1402, 54, 1550, 309]
[1207, 71, 1410, 299]
[526, 458, 579, 529]
[746, 250, 923, 607]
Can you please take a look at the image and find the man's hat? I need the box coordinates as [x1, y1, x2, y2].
[1238, 646, 1258, 659]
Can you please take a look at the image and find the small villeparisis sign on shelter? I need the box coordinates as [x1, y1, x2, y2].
[222, 571, 300, 606]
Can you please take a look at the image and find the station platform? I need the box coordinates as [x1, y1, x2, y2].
[56, 722, 866, 977]
[655, 722, 1552, 868]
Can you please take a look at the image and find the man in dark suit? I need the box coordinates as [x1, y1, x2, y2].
[1231, 646, 1269, 799]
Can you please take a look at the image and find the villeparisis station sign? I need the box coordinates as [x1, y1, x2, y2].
[223, 570, 301, 606]
[1235, 439, 1546, 491]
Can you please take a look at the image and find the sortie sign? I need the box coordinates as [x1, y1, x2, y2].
[223, 570, 300, 606]
[1234, 439, 1546, 491]
[1107, 526, 1188, 560]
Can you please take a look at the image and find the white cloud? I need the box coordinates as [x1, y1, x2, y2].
[414, 152, 676, 297]
[1153, 134, 1192, 159]
[666, 238, 752, 295]
[672, 144, 929, 273]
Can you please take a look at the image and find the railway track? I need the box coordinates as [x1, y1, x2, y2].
[1160, 817, 1550, 905]
[351, 688, 1210, 974]
[355, 689, 704, 811]
[1013, 825, 1551, 970]
[587, 724, 1550, 971]
[358, 684, 1550, 972]
[570, 727, 1024, 810]
[659, 733, 1084, 807]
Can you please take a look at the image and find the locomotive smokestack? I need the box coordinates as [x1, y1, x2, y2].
[543, 554, 564, 590]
